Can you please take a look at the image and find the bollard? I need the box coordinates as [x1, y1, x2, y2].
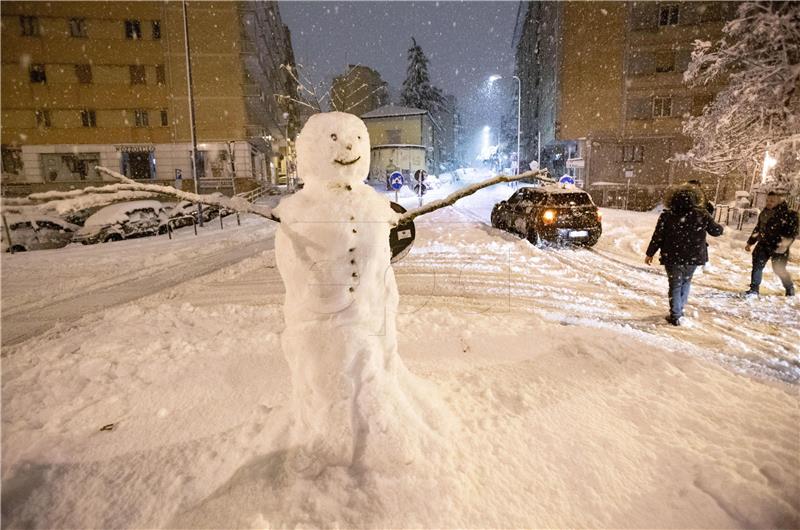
[236, 213, 240, 226]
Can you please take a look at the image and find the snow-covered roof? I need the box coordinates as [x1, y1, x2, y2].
[538, 184, 590, 194]
[361, 105, 428, 119]
[84, 200, 164, 226]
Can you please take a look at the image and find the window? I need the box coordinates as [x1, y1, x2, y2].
[29, 64, 47, 83]
[653, 96, 672, 117]
[69, 18, 87, 37]
[35, 109, 51, 128]
[81, 109, 97, 127]
[387, 129, 401, 144]
[2, 147, 23, 175]
[655, 51, 675, 73]
[700, 2, 723, 23]
[692, 94, 714, 116]
[20, 16, 40, 36]
[160, 109, 168, 126]
[622, 145, 645, 163]
[659, 5, 679, 26]
[75, 64, 92, 84]
[134, 110, 149, 127]
[125, 19, 142, 39]
[548, 193, 592, 206]
[152, 20, 161, 39]
[129, 65, 146, 85]
[155, 64, 166, 84]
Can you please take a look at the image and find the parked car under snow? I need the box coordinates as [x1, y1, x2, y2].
[168, 193, 234, 229]
[1, 215, 80, 252]
[73, 200, 169, 244]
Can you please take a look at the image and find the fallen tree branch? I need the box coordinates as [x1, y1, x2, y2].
[400, 169, 553, 223]
[10, 166, 281, 222]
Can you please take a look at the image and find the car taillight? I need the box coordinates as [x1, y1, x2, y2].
[542, 209, 557, 224]
[596, 210, 603, 221]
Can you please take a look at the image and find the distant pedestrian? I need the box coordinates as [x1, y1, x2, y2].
[743, 191, 798, 297]
[645, 185, 724, 325]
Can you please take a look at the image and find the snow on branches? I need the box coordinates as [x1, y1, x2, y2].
[4, 167, 279, 222]
[400, 37, 446, 114]
[682, 2, 800, 191]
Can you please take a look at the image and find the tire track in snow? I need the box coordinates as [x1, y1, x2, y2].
[444, 204, 800, 383]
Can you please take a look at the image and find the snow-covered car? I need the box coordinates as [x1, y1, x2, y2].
[491, 186, 602, 246]
[168, 194, 234, 228]
[73, 201, 169, 244]
[1, 215, 80, 252]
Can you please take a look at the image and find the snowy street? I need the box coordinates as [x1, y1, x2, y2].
[2, 172, 798, 528]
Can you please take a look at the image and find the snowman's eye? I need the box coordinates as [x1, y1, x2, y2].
[357, 136, 361, 140]
[330, 133, 338, 141]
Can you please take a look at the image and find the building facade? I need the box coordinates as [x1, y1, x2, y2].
[360, 104, 440, 182]
[513, 1, 738, 208]
[330, 65, 388, 117]
[1, 1, 297, 194]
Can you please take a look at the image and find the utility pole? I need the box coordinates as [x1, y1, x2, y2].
[182, 0, 203, 226]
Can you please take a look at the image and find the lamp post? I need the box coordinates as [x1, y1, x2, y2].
[489, 74, 522, 174]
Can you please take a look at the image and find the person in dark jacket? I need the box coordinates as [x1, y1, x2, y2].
[744, 191, 798, 296]
[645, 187, 724, 325]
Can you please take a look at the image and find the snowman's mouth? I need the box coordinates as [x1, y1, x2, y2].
[334, 156, 361, 166]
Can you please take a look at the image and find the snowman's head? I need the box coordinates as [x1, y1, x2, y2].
[296, 112, 370, 188]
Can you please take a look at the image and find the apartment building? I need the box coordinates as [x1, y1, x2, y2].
[513, 1, 738, 208]
[1, 1, 297, 192]
[361, 104, 440, 182]
[331, 64, 388, 117]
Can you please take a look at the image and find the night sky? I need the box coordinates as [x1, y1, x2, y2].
[279, 1, 520, 157]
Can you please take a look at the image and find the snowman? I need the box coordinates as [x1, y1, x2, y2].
[273, 112, 450, 473]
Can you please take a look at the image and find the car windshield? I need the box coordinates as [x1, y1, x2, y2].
[546, 193, 592, 206]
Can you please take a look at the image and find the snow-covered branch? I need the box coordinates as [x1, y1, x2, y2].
[682, 2, 800, 189]
[12, 166, 281, 222]
[400, 169, 553, 223]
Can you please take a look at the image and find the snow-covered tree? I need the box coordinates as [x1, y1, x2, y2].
[400, 37, 445, 113]
[682, 2, 800, 193]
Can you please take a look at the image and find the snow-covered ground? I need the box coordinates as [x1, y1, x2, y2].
[2, 170, 798, 528]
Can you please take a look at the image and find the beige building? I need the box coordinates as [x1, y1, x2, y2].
[1, 1, 297, 194]
[361, 105, 439, 182]
[331, 64, 388, 117]
[513, 1, 738, 209]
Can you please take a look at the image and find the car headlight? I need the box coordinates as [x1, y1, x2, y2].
[542, 209, 557, 224]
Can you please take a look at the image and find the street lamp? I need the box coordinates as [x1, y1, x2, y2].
[488, 74, 522, 174]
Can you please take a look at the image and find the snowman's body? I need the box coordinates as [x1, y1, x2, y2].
[273, 113, 445, 471]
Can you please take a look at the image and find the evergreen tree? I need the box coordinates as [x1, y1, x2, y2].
[400, 37, 445, 113]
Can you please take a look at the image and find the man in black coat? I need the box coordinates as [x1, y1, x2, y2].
[645, 187, 724, 325]
[744, 191, 798, 296]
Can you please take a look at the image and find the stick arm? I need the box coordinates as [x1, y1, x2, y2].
[399, 169, 552, 223]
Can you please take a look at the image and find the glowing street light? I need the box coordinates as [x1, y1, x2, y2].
[761, 150, 777, 183]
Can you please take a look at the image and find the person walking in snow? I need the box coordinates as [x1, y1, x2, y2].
[743, 191, 798, 297]
[645, 186, 724, 325]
